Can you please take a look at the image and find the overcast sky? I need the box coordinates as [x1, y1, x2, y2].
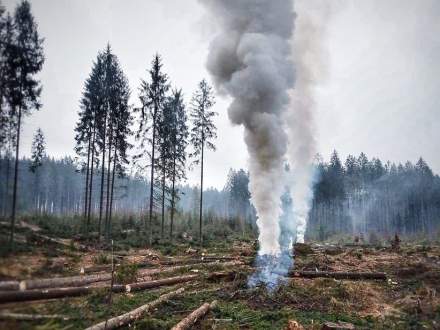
[3, 0, 440, 189]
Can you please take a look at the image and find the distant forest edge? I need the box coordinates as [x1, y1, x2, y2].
[1, 151, 439, 241]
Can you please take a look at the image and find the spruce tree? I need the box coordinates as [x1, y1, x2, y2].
[75, 52, 105, 235]
[5, 0, 44, 247]
[29, 128, 45, 213]
[168, 89, 188, 240]
[135, 54, 169, 245]
[189, 79, 217, 246]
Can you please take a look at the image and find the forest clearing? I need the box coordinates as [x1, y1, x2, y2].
[0, 218, 439, 329]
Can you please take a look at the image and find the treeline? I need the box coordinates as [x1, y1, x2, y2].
[0, 157, 249, 226]
[307, 151, 440, 240]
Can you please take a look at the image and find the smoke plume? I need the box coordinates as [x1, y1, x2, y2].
[286, 0, 331, 243]
[202, 0, 296, 256]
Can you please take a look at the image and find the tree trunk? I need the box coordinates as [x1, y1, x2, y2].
[87, 126, 97, 235]
[289, 271, 387, 280]
[98, 113, 107, 240]
[83, 127, 92, 230]
[9, 105, 22, 249]
[85, 288, 185, 330]
[19, 273, 114, 291]
[0, 281, 19, 291]
[161, 156, 166, 240]
[108, 147, 117, 239]
[0, 272, 233, 305]
[171, 300, 217, 330]
[3, 152, 11, 217]
[125, 274, 198, 292]
[199, 140, 204, 246]
[148, 108, 158, 245]
[105, 129, 113, 240]
[0, 285, 125, 304]
[0, 312, 70, 321]
[170, 153, 176, 240]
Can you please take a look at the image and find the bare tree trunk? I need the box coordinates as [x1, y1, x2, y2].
[98, 113, 107, 240]
[199, 139, 204, 246]
[9, 105, 22, 249]
[161, 156, 166, 240]
[85, 288, 185, 330]
[87, 126, 97, 234]
[108, 147, 117, 239]
[105, 129, 113, 240]
[170, 153, 176, 240]
[83, 127, 92, 230]
[148, 108, 158, 245]
[171, 300, 217, 330]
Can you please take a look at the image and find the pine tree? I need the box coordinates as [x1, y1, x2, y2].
[136, 54, 170, 245]
[5, 0, 44, 248]
[189, 79, 217, 246]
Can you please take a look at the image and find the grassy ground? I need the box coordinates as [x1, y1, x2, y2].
[0, 221, 439, 329]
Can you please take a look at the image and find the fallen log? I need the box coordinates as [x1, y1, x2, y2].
[0, 271, 238, 304]
[290, 271, 387, 280]
[0, 311, 70, 321]
[85, 288, 185, 330]
[19, 261, 242, 291]
[126, 275, 198, 292]
[0, 274, 193, 304]
[0, 284, 125, 304]
[20, 273, 113, 290]
[171, 300, 218, 330]
[0, 281, 20, 291]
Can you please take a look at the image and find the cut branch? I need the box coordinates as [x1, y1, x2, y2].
[171, 300, 218, 330]
[85, 288, 185, 330]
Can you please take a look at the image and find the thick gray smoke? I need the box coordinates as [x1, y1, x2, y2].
[202, 0, 296, 256]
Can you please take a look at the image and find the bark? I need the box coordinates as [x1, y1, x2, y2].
[19, 273, 113, 290]
[0, 312, 70, 321]
[98, 113, 107, 239]
[125, 274, 198, 292]
[147, 103, 159, 245]
[0, 285, 126, 304]
[199, 139, 204, 246]
[170, 153, 176, 240]
[0, 281, 19, 291]
[104, 129, 113, 240]
[171, 300, 217, 330]
[9, 104, 22, 248]
[87, 126, 97, 233]
[85, 288, 185, 330]
[161, 156, 166, 240]
[108, 146, 117, 236]
[290, 271, 387, 280]
[84, 127, 92, 224]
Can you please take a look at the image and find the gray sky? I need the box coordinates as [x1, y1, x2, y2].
[4, 0, 440, 188]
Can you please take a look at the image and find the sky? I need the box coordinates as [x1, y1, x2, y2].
[3, 0, 440, 189]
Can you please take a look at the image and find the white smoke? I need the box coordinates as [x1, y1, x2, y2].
[286, 0, 331, 243]
[202, 0, 296, 255]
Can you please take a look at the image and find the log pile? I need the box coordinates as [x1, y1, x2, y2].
[0, 271, 236, 304]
